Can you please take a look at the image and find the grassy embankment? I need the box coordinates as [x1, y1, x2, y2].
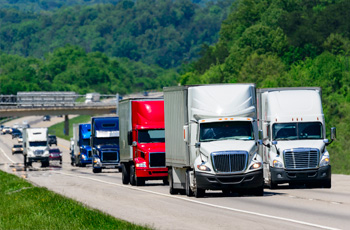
[0, 170, 151, 229]
[48, 115, 91, 141]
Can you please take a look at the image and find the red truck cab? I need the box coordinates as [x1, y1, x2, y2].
[119, 99, 168, 186]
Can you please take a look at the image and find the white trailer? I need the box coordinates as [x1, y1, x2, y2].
[257, 87, 336, 188]
[164, 84, 263, 197]
[23, 127, 49, 167]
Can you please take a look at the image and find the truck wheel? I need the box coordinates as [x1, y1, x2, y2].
[93, 168, 102, 173]
[121, 164, 130, 185]
[41, 161, 49, 167]
[194, 188, 205, 198]
[130, 165, 136, 186]
[185, 171, 193, 197]
[269, 180, 278, 189]
[163, 178, 169, 185]
[136, 177, 145, 186]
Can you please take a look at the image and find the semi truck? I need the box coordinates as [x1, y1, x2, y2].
[23, 127, 50, 167]
[164, 84, 264, 197]
[119, 99, 168, 186]
[257, 87, 336, 188]
[91, 116, 120, 173]
[72, 123, 92, 167]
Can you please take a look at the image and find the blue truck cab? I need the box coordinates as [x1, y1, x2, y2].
[72, 123, 92, 167]
[91, 116, 120, 173]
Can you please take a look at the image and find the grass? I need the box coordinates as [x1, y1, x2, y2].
[0, 170, 152, 230]
[48, 115, 91, 141]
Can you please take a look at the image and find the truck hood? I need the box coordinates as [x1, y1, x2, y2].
[275, 140, 325, 152]
[200, 140, 257, 156]
[138, 142, 165, 153]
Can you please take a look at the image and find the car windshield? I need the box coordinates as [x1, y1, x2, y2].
[14, 145, 22, 148]
[199, 121, 254, 142]
[138, 129, 165, 143]
[272, 122, 323, 140]
[81, 138, 90, 146]
[29, 141, 47, 147]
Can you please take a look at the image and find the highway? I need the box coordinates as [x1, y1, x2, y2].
[1, 116, 349, 230]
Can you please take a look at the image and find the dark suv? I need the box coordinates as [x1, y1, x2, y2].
[48, 135, 57, 146]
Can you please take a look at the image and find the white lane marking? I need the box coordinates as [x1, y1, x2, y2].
[55, 171, 339, 230]
[0, 147, 15, 163]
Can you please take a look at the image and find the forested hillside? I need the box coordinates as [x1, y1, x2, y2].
[0, 45, 178, 94]
[0, 0, 233, 68]
[182, 0, 350, 174]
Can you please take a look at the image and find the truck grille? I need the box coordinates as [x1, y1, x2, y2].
[101, 151, 119, 162]
[284, 148, 319, 169]
[211, 151, 247, 173]
[34, 150, 44, 156]
[149, 152, 166, 168]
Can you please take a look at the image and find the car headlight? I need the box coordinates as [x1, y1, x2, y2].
[320, 157, 330, 167]
[273, 159, 283, 168]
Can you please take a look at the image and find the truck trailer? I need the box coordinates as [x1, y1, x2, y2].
[119, 99, 168, 186]
[72, 123, 92, 167]
[23, 127, 50, 167]
[257, 87, 336, 188]
[164, 84, 264, 197]
[91, 116, 120, 173]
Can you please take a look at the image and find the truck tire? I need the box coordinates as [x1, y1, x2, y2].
[251, 185, 264, 196]
[130, 165, 136, 186]
[163, 177, 169, 185]
[93, 168, 102, 173]
[41, 161, 49, 167]
[136, 177, 145, 186]
[323, 179, 331, 189]
[194, 174, 205, 198]
[185, 171, 193, 197]
[121, 163, 130, 185]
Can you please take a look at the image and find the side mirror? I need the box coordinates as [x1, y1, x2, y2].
[331, 127, 336, 140]
[258, 130, 263, 140]
[195, 142, 201, 148]
[127, 131, 133, 145]
[132, 141, 137, 147]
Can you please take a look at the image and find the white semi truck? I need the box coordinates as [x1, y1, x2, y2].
[164, 84, 264, 197]
[23, 127, 50, 167]
[257, 87, 336, 188]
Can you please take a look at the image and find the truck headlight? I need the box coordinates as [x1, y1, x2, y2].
[136, 162, 147, 168]
[249, 162, 262, 170]
[320, 157, 330, 167]
[197, 163, 211, 171]
[81, 154, 86, 160]
[273, 159, 283, 168]
[93, 158, 101, 164]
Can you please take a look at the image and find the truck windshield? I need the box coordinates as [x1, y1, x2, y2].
[199, 121, 253, 142]
[29, 141, 47, 147]
[138, 129, 165, 143]
[273, 122, 323, 140]
[94, 137, 119, 145]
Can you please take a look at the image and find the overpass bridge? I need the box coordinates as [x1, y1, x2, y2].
[0, 91, 163, 135]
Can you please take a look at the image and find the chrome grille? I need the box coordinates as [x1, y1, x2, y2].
[211, 151, 247, 173]
[101, 151, 119, 162]
[284, 148, 319, 169]
[149, 152, 166, 168]
[34, 150, 44, 156]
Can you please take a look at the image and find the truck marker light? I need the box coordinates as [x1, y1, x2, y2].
[301, 118, 303, 121]
[219, 118, 222, 121]
[224, 118, 228, 120]
[292, 118, 294, 121]
[230, 118, 234, 120]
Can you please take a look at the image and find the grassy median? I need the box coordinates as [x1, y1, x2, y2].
[48, 115, 91, 141]
[0, 170, 151, 230]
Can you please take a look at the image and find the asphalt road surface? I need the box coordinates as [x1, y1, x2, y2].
[0, 116, 349, 230]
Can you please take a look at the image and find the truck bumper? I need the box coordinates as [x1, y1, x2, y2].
[28, 157, 49, 163]
[94, 162, 120, 169]
[271, 165, 331, 184]
[136, 167, 168, 180]
[196, 169, 263, 190]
